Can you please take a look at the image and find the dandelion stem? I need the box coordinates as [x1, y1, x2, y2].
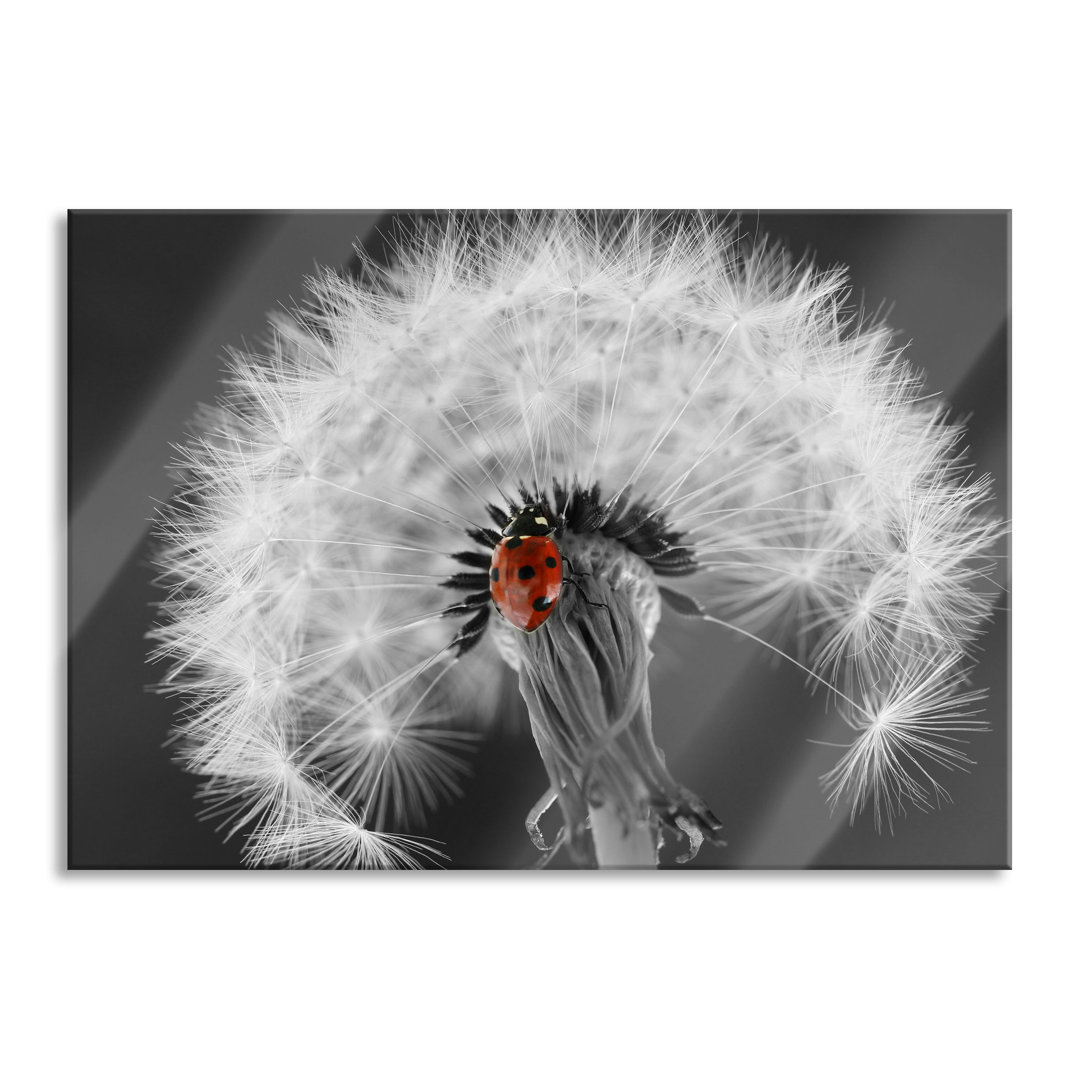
[589, 802, 657, 869]
[516, 535, 720, 868]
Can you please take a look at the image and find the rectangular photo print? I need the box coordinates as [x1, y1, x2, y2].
[68, 209, 1009, 869]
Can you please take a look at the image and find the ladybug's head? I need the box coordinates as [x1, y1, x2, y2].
[503, 503, 555, 537]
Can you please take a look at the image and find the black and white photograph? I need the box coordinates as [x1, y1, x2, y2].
[69, 210, 1009, 871]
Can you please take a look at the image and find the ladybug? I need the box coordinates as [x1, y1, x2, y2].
[489, 505, 564, 632]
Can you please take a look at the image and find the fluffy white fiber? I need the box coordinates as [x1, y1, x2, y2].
[152, 211, 1000, 867]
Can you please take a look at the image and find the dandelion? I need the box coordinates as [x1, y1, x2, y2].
[151, 211, 1001, 868]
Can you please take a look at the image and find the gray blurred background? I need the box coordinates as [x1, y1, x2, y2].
[67, 211, 1008, 869]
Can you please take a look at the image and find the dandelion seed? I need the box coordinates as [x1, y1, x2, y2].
[152, 211, 1001, 868]
[821, 651, 990, 831]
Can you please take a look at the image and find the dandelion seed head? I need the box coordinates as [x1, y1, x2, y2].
[152, 211, 1001, 866]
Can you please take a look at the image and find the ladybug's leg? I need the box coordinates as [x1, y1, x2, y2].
[563, 573, 611, 615]
[561, 554, 608, 610]
[560, 554, 591, 578]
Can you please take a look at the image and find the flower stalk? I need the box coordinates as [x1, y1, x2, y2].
[589, 803, 657, 869]
[512, 531, 722, 867]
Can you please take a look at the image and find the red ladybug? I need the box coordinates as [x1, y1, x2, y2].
[490, 505, 563, 632]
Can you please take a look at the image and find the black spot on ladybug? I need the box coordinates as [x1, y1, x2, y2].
[505, 536, 523, 549]
[490, 567, 499, 581]
[532, 596, 553, 612]
[545, 556, 557, 568]
[518, 565, 535, 580]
